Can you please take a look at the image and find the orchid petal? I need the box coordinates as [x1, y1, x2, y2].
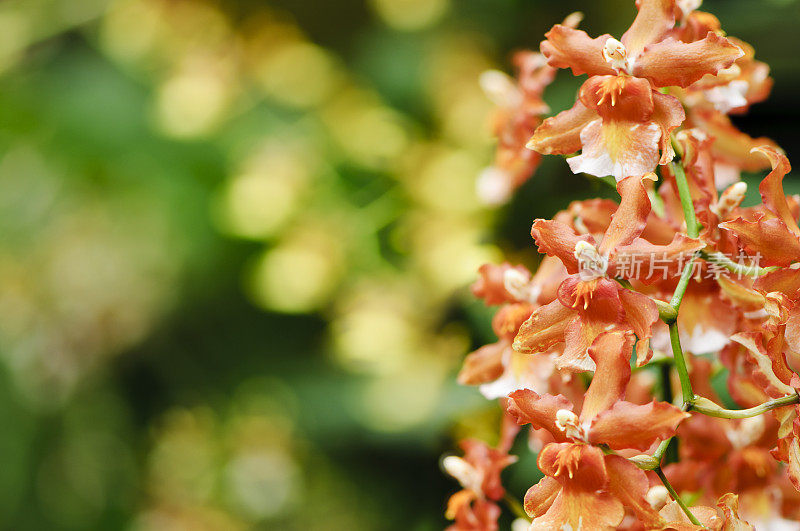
[621, 0, 677, 59]
[472, 262, 532, 306]
[523, 477, 560, 518]
[634, 32, 744, 88]
[567, 118, 661, 180]
[527, 100, 597, 155]
[599, 175, 653, 255]
[457, 341, 508, 386]
[533, 444, 625, 530]
[731, 332, 796, 397]
[605, 455, 665, 529]
[689, 109, 779, 172]
[506, 390, 574, 442]
[580, 331, 634, 422]
[589, 399, 689, 451]
[755, 267, 800, 301]
[514, 298, 573, 354]
[619, 289, 659, 365]
[652, 91, 685, 165]
[756, 146, 800, 236]
[720, 216, 800, 266]
[540, 25, 617, 77]
[530, 219, 591, 273]
[579, 76, 654, 123]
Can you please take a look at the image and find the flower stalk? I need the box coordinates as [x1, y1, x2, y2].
[698, 249, 777, 278]
[670, 161, 699, 239]
[655, 467, 702, 526]
[691, 394, 800, 419]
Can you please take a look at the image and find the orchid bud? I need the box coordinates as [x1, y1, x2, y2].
[646, 486, 670, 509]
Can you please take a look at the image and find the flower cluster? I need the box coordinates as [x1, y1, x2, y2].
[446, 1, 800, 529]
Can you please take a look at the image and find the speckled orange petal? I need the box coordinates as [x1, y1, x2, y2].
[513, 298, 574, 354]
[534, 444, 625, 530]
[675, 285, 737, 355]
[754, 268, 800, 301]
[772, 417, 800, 493]
[506, 390, 574, 442]
[598, 175, 653, 255]
[457, 341, 508, 386]
[557, 276, 621, 311]
[621, 0, 677, 59]
[652, 91, 686, 165]
[613, 233, 704, 284]
[589, 400, 689, 451]
[567, 198, 617, 234]
[716, 493, 754, 530]
[580, 331, 633, 422]
[756, 146, 800, 236]
[531, 219, 592, 273]
[492, 302, 536, 342]
[659, 500, 721, 530]
[731, 332, 796, 398]
[669, 129, 716, 211]
[619, 289, 659, 366]
[605, 455, 665, 529]
[523, 477, 560, 518]
[527, 100, 597, 155]
[786, 306, 800, 356]
[530, 255, 569, 304]
[634, 32, 744, 88]
[540, 25, 617, 77]
[558, 286, 625, 372]
[720, 216, 800, 267]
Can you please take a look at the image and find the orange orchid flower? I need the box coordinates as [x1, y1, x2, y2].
[527, 0, 743, 180]
[507, 332, 688, 529]
[444, 418, 520, 530]
[515, 175, 701, 370]
[720, 147, 800, 304]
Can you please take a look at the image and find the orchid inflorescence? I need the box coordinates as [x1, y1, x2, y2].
[444, 1, 800, 529]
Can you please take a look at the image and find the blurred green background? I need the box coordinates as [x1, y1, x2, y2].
[0, 0, 798, 529]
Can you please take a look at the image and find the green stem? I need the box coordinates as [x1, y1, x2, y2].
[655, 467, 701, 526]
[691, 394, 800, 419]
[504, 494, 530, 522]
[669, 253, 697, 311]
[669, 322, 694, 407]
[670, 162, 699, 239]
[698, 249, 777, 278]
[652, 437, 673, 464]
